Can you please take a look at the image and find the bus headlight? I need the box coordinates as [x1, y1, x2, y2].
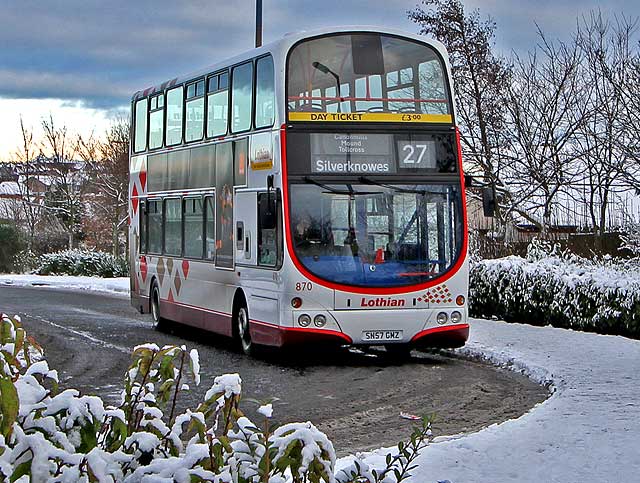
[451, 311, 462, 324]
[298, 314, 311, 327]
[313, 314, 327, 327]
[436, 312, 448, 325]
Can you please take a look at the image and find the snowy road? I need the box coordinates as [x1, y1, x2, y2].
[351, 319, 640, 482]
[0, 281, 545, 456]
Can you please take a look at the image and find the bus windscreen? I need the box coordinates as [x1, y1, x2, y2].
[287, 33, 452, 120]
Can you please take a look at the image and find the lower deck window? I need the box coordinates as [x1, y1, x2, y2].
[164, 198, 182, 256]
[148, 200, 163, 254]
[184, 197, 204, 258]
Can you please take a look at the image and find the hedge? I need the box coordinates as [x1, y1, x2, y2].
[470, 248, 640, 338]
[34, 249, 128, 278]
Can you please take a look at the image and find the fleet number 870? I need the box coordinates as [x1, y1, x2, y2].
[295, 282, 313, 291]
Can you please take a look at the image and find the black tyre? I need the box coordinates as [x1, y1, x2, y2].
[150, 281, 167, 330]
[235, 303, 254, 356]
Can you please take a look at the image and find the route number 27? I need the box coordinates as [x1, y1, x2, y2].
[295, 282, 313, 291]
[401, 143, 428, 165]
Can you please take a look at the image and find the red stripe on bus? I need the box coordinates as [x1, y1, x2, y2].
[280, 124, 469, 295]
[410, 323, 469, 342]
[251, 318, 353, 344]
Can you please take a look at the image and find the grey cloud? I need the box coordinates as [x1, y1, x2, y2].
[1, 0, 638, 108]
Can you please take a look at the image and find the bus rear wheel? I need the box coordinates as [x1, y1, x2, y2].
[150, 281, 166, 330]
[235, 304, 254, 356]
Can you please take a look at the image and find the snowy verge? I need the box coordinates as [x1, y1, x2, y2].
[0, 274, 129, 297]
[344, 318, 640, 482]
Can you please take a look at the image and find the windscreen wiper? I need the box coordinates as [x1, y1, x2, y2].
[303, 177, 379, 196]
[358, 176, 429, 195]
[303, 176, 346, 194]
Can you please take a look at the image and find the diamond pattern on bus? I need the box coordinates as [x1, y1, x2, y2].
[182, 259, 190, 279]
[157, 257, 165, 285]
[416, 284, 453, 305]
[140, 256, 147, 283]
[139, 169, 147, 192]
[131, 184, 138, 214]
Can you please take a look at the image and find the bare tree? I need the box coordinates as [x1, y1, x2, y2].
[502, 29, 589, 235]
[41, 114, 84, 249]
[409, 0, 513, 225]
[11, 118, 46, 251]
[574, 12, 639, 236]
[77, 117, 130, 256]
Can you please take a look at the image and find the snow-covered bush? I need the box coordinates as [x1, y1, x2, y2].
[12, 250, 39, 274]
[620, 220, 640, 257]
[470, 244, 640, 337]
[0, 313, 434, 482]
[34, 249, 128, 278]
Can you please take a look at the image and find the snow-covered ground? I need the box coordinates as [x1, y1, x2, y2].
[345, 319, 640, 482]
[0, 274, 129, 297]
[1, 274, 638, 481]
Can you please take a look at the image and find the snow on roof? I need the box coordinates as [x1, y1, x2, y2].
[0, 181, 20, 196]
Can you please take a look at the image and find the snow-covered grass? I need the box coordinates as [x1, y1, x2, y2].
[0, 274, 129, 297]
[354, 318, 639, 482]
[470, 247, 640, 337]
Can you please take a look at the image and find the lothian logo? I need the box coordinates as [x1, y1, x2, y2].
[360, 297, 406, 307]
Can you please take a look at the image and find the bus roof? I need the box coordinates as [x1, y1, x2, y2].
[131, 26, 447, 102]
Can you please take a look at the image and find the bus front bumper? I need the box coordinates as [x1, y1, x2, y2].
[250, 318, 468, 349]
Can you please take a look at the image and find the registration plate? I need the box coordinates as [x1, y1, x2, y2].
[362, 330, 403, 342]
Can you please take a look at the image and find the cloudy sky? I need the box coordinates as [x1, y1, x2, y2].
[1, 0, 638, 160]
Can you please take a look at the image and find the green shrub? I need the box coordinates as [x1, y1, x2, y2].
[470, 244, 640, 338]
[34, 249, 128, 277]
[0, 314, 434, 482]
[0, 223, 24, 273]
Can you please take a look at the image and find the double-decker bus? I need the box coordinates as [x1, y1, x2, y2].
[129, 27, 469, 356]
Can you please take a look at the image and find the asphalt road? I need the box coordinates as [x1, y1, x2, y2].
[0, 285, 548, 455]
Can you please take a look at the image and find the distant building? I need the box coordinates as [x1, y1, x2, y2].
[0, 180, 21, 222]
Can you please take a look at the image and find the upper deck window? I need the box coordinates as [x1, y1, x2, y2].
[134, 98, 148, 153]
[185, 79, 205, 142]
[255, 55, 275, 129]
[207, 71, 229, 138]
[287, 33, 451, 118]
[231, 62, 253, 133]
[166, 86, 184, 146]
[149, 94, 164, 149]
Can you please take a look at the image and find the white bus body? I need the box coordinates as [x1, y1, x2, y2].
[129, 27, 469, 354]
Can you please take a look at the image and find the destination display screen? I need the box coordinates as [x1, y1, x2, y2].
[286, 131, 457, 176]
[310, 133, 395, 174]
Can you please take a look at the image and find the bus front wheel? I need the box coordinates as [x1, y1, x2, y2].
[235, 304, 254, 356]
